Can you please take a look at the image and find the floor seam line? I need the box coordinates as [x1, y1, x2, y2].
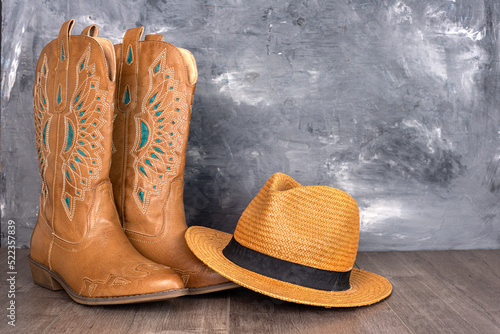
[226, 291, 231, 334]
[41, 301, 72, 333]
[385, 300, 416, 334]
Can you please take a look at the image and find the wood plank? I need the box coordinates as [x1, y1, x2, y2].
[470, 249, 500, 280]
[471, 250, 500, 324]
[44, 286, 229, 333]
[419, 250, 500, 330]
[228, 287, 410, 334]
[356, 250, 500, 334]
[2, 248, 499, 333]
[1, 248, 73, 334]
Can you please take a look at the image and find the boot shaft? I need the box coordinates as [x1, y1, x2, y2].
[33, 20, 117, 242]
[110, 27, 236, 292]
[110, 28, 197, 235]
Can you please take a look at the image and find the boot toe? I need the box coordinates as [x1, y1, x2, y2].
[142, 264, 185, 293]
[180, 263, 239, 292]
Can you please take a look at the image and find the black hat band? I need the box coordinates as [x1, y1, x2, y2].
[222, 237, 351, 291]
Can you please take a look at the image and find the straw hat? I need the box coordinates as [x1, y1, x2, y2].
[185, 173, 392, 307]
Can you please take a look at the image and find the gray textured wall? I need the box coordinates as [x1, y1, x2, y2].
[1, 0, 500, 250]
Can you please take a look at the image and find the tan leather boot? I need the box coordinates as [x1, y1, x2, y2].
[110, 27, 238, 294]
[29, 19, 187, 305]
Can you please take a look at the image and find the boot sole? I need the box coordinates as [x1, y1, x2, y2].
[187, 282, 240, 295]
[28, 256, 188, 305]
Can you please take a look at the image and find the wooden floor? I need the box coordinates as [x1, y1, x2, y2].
[1, 248, 499, 333]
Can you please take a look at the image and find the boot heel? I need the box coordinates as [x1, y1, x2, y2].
[29, 260, 63, 291]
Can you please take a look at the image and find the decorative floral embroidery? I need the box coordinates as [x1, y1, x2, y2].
[60, 44, 107, 220]
[111, 112, 118, 155]
[80, 263, 162, 297]
[33, 54, 52, 208]
[131, 49, 188, 213]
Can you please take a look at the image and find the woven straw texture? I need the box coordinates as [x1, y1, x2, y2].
[234, 173, 359, 272]
[186, 227, 393, 307]
[185, 173, 392, 307]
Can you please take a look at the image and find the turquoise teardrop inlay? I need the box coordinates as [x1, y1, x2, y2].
[75, 156, 83, 163]
[158, 118, 164, 123]
[66, 170, 71, 182]
[139, 121, 149, 149]
[43, 95, 46, 104]
[139, 166, 148, 177]
[79, 111, 85, 117]
[154, 62, 160, 74]
[65, 121, 73, 151]
[155, 110, 163, 117]
[127, 46, 133, 64]
[138, 190, 144, 202]
[65, 197, 70, 207]
[62, 46, 65, 61]
[70, 163, 76, 171]
[75, 92, 81, 104]
[149, 92, 158, 104]
[80, 60, 85, 71]
[77, 102, 83, 110]
[57, 86, 62, 105]
[151, 153, 159, 159]
[153, 102, 161, 110]
[124, 86, 130, 104]
[145, 159, 152, 166]
[77, 149, 87, 157]
[43, 123, 48, 147]
[153, 146, 164, 154]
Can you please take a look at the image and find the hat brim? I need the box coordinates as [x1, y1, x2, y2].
[186, 226, 392, 308]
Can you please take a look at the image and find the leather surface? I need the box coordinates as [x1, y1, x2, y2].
[30, 20, 184, 298]
[110, 29, 229, 288]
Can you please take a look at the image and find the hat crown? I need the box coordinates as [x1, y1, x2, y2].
[234, 173, 359, 272]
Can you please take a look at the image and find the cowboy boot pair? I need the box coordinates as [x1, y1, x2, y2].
[29, 19, 234, 305]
